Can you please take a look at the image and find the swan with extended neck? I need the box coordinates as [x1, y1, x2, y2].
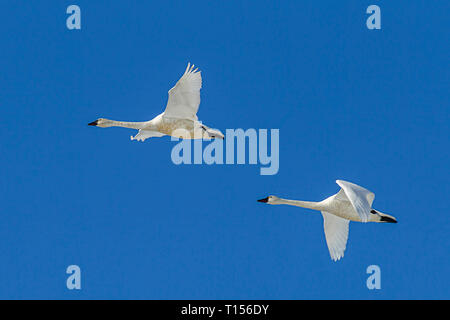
[88, 63, 224, 141]
[258, 180, 397, 261]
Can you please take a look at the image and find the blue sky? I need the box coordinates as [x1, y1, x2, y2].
[0, 1, 448, 299]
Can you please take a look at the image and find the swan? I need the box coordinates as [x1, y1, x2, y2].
[257, 180, 397, 261]
[88, 63, 224, 141]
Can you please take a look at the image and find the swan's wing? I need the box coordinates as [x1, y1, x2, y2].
[131, 130, 165, 142]
[336, 180, 375, 223]
[322, 211, 350, 262]
[335, 185, 375, 207]
[163, 63, 202, 120]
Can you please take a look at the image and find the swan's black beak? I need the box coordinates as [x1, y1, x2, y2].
[257, 197, 269, 203]
[88, 120, 98, 126]
[380, 216, 397, 223]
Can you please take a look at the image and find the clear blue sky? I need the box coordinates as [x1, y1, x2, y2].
[0, 1, 448, 299]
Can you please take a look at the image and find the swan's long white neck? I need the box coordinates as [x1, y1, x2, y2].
[104, 119, 149, 130]
[276, 198, 323, 211]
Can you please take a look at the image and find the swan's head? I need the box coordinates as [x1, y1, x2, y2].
[88, 118, 112, 128]
[257, 195, 281, 204]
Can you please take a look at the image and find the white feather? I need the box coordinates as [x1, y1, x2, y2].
[164, 62, 202, 120]
[336, 180, 374, 223]
[322, 211, 349, 261]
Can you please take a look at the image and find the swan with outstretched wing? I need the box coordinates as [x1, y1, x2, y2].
[88, 63, 224, 141]
[257, 180, 397, 261]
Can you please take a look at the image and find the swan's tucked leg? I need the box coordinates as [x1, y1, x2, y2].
[200, 124, 224, 139]
[130, 130, 165, 142]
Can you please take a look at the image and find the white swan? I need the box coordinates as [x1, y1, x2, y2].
[257, 180, 397, 261]
[88, 63, 224, 141]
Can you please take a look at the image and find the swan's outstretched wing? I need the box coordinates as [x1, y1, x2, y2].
[336, 180, 375, 223]
[131, 130, 165, 142]
[322, 211, 350, 261]
[163, 63, 202, 120]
